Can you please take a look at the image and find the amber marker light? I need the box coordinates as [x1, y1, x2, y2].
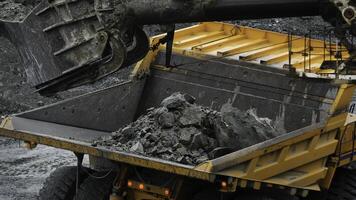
[221, 181, 227, 188]
[127, 181, 133, 187]
[164, 189, 170, 196]
[139, 183, 145, 190]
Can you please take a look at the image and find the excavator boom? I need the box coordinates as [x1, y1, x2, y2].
[0, 0, 354, 94]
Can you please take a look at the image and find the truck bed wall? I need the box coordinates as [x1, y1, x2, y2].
[17, 52, 339, 133]
[137, 52, 339, 133]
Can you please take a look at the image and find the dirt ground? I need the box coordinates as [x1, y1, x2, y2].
[0, 34, 128, 200]
[0, 1, 339, 200]
[0, 1, 128, 199]
[0, 138, 76, 200]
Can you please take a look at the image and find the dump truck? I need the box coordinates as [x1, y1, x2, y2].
[1, 22, 356, 200]
[2, 0, 356, 199]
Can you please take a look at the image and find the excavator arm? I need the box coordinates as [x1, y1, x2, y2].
[0, 0, 354, 95]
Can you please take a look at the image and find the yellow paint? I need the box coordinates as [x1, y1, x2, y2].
[135, 22, 349, 79]
[1, 22, 356, 198]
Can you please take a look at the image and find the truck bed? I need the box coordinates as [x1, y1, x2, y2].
[0, 110, 331, 190]
[1, 22, 355, 194]
[0, 75, 351, 193]
[1, 115, 207, 179]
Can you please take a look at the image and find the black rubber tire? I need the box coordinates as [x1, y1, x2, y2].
[235, 190, 298, 200]
[192, 188, 297, 200]
[76, 170, 116, 200]
[39, 166, 82, 200]
[192, 190, 222, 200]
[324, 168, 356, 200]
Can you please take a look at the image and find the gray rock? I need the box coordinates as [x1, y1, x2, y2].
[191, 133, 209, 149]
[141, 139, 152, 148]
[205, 137, 218, 151]
[173, 143, 182, 149]
[146, 107, 155, 112]
[130, 142, 144, 153]
[157, 147, 173, 155]
[196, 155, 209, 163]
[177, 156, 192, 165]
[161, 93, 187, 110]
[142, 127, 152, 134]
[154, 107, 169, 117]
[94, 93, 280, 166]
[177, 147, 188, 156]
[37, 100, 44, 106]
[191, 150, 201, 158]
[150, 146, 158, 154]
[144, 133, 158, 142]
[179, 106, 204, 127]
[118, 127, 135, 143]
[183, 94, 196, 104]
[158, 111, 175, 128]
[179, 127, 198, 145]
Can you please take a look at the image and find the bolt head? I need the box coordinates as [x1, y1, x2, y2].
[344, 7, 355, 19]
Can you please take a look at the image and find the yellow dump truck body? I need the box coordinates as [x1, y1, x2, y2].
[134, 22, 350, 78]
[1, 22, 356, 198]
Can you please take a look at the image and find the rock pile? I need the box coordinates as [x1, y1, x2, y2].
[93, 93, 281, 165]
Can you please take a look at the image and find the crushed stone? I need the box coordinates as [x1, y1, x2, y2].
[93, 93, 282, 165]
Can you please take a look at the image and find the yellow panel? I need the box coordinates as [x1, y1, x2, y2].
[240, 43, 288, 61]
[193, 35, 247, 52]
[174, 31, 227, 48]
[144, 22, 350, 78]
[217, 39, 269, 56]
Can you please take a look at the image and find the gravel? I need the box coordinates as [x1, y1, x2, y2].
[94, 93, 280, 165]
[236, 16, 334, 40]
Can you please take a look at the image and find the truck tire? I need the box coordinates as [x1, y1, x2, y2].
[39, 166, 82, 200]
[235, 190, 298, 200]
[192, 190, 222, 200]
[320, 168, 356, 200]
[236, 194, 297, 200]
[76, 170, 116, 200]
[192, 189, 296, 200]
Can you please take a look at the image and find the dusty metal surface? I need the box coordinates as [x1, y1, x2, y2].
[10, 117, 109, 142]
[17, 80, 146, 132]
[137, 52, 339, 133]
[16, 51, 340, 133]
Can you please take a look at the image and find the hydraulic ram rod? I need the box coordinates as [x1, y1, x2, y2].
[128, 0, 327, 24]
[0, 0, 346, 94]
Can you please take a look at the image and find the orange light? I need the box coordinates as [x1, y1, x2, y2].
[164, 189, 170, 196]
[139, 184, 144, 190]
[127, 181, 133, 187]
[221, 181, 227, 188]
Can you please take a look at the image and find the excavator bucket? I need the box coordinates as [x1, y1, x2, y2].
[0, 0, 141, 95]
